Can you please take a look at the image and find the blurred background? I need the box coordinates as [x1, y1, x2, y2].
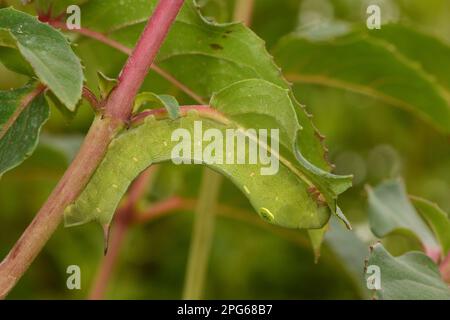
[0, 0, 449, 299]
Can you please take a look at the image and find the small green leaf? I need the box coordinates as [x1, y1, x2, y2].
[0, 84, 50, 177]
[0, 8, 83, 110]
[366, 243, 450, 300]
[134, 92, 180, 120]
[411, 196, 450, 257]
[367, 179, 439, 251]
[97, 71, 117, 100]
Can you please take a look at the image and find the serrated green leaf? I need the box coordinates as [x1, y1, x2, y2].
[134, 92, 180, 120]
[411, 196, 450, 258]
[79, 0, 331, 172]
[367, 179, 439, 252]
[0, 84, 49, 177]
[0, 7, 83, 110]
[366, 243, 450, 300]
[67, 1, 352, 234]
[273, 29, 450, 134]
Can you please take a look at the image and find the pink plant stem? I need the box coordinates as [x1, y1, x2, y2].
[0, 0, 185, 299]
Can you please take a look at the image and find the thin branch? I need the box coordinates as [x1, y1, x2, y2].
[0, 0, 185, 299]
[133, 197, 312, 250]
[0, 84, 46, 140]
[133, 196, 195, 223]
[89, 167, 156, 300]
[82, 86, 101, 111]
[233, 0, 255, 26]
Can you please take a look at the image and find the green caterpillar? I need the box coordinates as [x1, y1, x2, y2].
[64, 111, 330, 230]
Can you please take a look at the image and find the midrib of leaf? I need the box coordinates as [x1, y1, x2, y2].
[286, 73, 426, 117]
[157, 52, 259, 76]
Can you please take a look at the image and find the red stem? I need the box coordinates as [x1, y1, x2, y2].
[82, 87, 101, 111]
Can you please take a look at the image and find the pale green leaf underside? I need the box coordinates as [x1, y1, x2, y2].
[0, 85, 49, 176]
[367, 179, 438, 250]
[0, 8, 83, 110]
[366, 243, 450, 300]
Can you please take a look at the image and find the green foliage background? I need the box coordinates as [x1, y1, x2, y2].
[0, 0, 449, 299]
